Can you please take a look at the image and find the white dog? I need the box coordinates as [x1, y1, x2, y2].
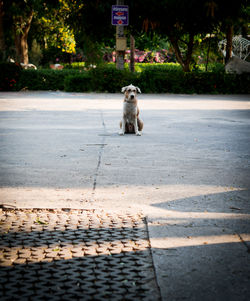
[119, 84, 143, 136]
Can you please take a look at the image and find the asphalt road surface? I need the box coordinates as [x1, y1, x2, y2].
[0, 91, 250, 300]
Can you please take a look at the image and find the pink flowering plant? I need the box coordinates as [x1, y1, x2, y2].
[106, 49, 175, 64]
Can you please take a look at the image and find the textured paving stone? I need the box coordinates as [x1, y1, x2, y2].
[0, 209, 160, 300]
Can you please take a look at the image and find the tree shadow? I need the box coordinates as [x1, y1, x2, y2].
[0, 211, 160, 300]
[148, 189, 250, 241]
[148, 189, 250, 300]
[151, 189, 250, 214]
[151, 241, 250, 301]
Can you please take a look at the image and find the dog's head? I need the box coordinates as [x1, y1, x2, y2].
[121, 84, 141, 101]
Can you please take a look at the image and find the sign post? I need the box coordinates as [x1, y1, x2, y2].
[112, 1, 128, 70]
[112, 5, 129, 26]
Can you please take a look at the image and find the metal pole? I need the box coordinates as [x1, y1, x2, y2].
[116, 0, 125, 70]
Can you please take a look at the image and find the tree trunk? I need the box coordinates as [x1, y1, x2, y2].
[0, 0, 6, 59]
[169, 36, 185, 69]
[182, 63, 191, 72]
[225, 24, 233, 64]
[14, 31, 22, 62]
[20, 28, 30, 64]
[169, 32, 194, 72]
[13, 11, 33, 64]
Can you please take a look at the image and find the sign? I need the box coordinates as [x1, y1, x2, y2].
[112, 5, 129, 26]
[116, 37, 127, 51]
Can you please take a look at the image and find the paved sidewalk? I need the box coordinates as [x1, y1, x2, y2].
[0, 92, 250, 300]
[0, 208, 159, 300]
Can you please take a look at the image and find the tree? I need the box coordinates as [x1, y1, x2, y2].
[0, 1, 6, 59]
[38, 1, 78, 54]
[214, 0, 248, 63]
[63, 0, 248, 70]
[4, 0, 37, 64]
[72, 0, 115, 66]
[2, 0, 248, 69]
[3, 0, 78, 64]
[128, 0, 209, 71]
[13, 10, 34, 64]
[129, 0, 248, 71]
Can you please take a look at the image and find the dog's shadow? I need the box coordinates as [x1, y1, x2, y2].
[98, 132, 143, 137]
[98, 133, 119, 137]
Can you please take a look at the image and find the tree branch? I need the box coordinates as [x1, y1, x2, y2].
[169, 35, 184, 68]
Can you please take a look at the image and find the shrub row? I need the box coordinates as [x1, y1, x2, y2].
[1, 63, 249, 94]
[0, 62, 22, 91]
[17, 69, 80, 91]
[138, 69, 250, 94]
[14, 67, 137, 93]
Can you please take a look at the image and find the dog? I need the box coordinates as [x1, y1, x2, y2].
[119, 84, 143, 136]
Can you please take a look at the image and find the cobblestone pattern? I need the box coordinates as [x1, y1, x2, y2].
[0, 209, 160, 301]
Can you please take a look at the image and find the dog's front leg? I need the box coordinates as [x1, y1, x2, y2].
[134, 117, 141, 136]
[119, 117, 126, 135]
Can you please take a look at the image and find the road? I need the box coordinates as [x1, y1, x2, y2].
[0, 91, 250, 300]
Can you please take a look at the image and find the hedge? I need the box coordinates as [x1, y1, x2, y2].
[1, 63, 249, 94]
[0, 62, 22, 91]
[88, 67, 137, 92]
[16, 69, 81, 91]
[64, 73, 92, 92]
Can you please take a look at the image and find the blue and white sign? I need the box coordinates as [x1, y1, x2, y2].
[112, 5, 129, 26]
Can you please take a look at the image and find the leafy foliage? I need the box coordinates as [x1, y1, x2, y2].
[64, 73, 91, 92]
[2, 0, 249, 72]
[17, 69, 77, 90]
[89, 66, 136, 92]
[128, 0, 248, 71]
[40, 17, 76, 54]
[0, 62, 22, 91]
[14, 64, 250, 94]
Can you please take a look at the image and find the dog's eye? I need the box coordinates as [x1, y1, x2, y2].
[128, 89, 131, 92]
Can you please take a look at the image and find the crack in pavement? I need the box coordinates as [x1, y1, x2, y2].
[91, 111, 107, 198]
[237, 233, 250, 253]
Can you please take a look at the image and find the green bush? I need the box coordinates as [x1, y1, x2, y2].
[138, 69, 184, 93]
[0, 62, 22, 91]
[63, 66, 138, 92]
[64, 73, 91, 92]
[14, 64, 250, 94]
[137, 69, 250, 94]
[137, 62, 183, 72]
[17, 69, 80, 91]
[41, 47, 71, 67]
[63, 62, 85, 69]
[89, 66, 137, 92]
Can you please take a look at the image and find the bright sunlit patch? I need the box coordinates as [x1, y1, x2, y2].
[150, 233, 250, 249]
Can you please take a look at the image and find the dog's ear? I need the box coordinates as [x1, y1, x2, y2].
[121, 86, 127, 93]
[136, 87, 141, 93]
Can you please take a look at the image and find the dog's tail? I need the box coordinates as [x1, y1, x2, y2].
[138, 118, 143, 131]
